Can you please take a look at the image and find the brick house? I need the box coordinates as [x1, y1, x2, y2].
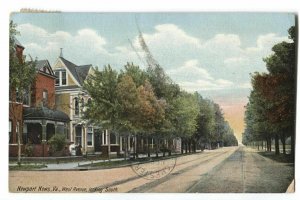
[9, 39, 26, 157]
[9, 41, 70, 157]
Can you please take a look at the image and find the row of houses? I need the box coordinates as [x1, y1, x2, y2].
[9, 42, 181, 157]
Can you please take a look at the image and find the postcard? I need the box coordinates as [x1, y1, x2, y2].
[9, 12, 296, 193]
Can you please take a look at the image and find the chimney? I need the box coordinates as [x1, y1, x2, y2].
[60, 48, 63, 57]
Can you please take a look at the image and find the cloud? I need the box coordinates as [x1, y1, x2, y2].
[17, 23, 115, 66]
[167, 59, 213, 81]
[224, 57, 249, 66]
[246, 33, 291, 54]
[130, 24, 201, 69]
[141, 24, 201, 48]
[166, 59, 234, 92]
[179, 78, 234, 92]
[17, 23, 291, 93]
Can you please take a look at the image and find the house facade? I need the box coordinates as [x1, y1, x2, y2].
[9, 48, 70, 157]
[9, 40, 25, 157]
[52, 54, 122, 155]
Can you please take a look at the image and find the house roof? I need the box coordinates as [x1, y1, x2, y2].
[76, 65, 92, 84]
[35, 60, 55, 77]
[24, 107, 70, 122]
[59, 57, 92, 85]
[35, 60, 49, 70]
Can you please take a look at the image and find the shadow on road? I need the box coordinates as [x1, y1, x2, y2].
[257, 152, 294, 164]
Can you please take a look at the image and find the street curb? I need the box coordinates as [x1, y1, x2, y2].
[32, 151, 204, 171]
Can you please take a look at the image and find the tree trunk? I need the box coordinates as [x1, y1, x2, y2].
[135, 135, 138, 159]
[257, 141, 260, 150]
[155, 138, 159, 157]
[17, 125, 21, 166]
[181, 139, 184, 154]
[269, 138, 272, 152]
[147, 137, 150, 157]
[124, 136, 127, 160]
[162, 139, 166, 157]
[280, 135, 286, 155]
[108, 130, 111, 161]
[188, 141, 191, 153]
[168, 139, 172, 156]
[275, 134, 280, 155]
[291, 133, 295, 156]
[185, 141, 188, 154]
[133, 135, 136, 160]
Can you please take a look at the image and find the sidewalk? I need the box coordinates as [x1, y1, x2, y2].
[10, 152, 182, 170]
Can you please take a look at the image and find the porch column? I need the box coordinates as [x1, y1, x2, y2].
[64, 123, 68, 138]
[128, 136, 131, 151]
[134, 135, 137, 154]
[120, 136, 123, 151]
[83, 126, 86, 153]
[54, 122, 58, 135]
[41, 120, 47, 157]
[102, 131, 105, 145]
[105, 130, 109, 145]
[41, 121, 47, 143]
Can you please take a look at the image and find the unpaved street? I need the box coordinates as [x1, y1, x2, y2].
[9, 146, 294, 193]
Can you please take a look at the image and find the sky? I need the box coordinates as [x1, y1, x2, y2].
[10, 12, 295, 142]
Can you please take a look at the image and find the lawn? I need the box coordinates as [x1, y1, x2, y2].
[9, 164, 47, 171]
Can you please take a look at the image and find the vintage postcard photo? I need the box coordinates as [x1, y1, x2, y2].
[8, 12, 296, 193]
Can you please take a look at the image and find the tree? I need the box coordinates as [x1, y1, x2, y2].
[243, 26, 296, 156]
[173, 92, 199, 154]
[194, 94, 215, 150]
[83, 65, 119, 160]
[9, 21, 36, 165]
[146, 64, 181, 155]
[136, 80, 166, 157]
[116, 74, 139, 159]
[119, 62, 147, 87]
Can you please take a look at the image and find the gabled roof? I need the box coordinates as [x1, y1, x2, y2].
[35, 59, 55, 77]
[76, 65, 92, 84]
[59, 57, 92, 85]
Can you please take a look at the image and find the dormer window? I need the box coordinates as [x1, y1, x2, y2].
[55, 70, 67, 86]
[61, 71, 66, 85]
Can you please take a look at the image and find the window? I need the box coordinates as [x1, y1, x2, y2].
[55, 71, 60, 86]
[81, 98, 84, 108]
[16, 88, 22, 103]
[9, 120, 12, 144]
[23, 124, 28, 144]
[23, 88, 30, 106]
[75, 126, 82, 146]
[110, 132, 116, 144]
[87, 127, 93, 146]
[87, 98, 92, 105]
[61, 71, 66, 85]
[74, 97, 79, 115]
[43, 90, 48, 107]
[54, 70, 67, 86]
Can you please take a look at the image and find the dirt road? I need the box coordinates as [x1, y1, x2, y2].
[9, 146, 293, 193]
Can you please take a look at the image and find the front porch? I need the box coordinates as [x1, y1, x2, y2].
[18, 107, 70, 157]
